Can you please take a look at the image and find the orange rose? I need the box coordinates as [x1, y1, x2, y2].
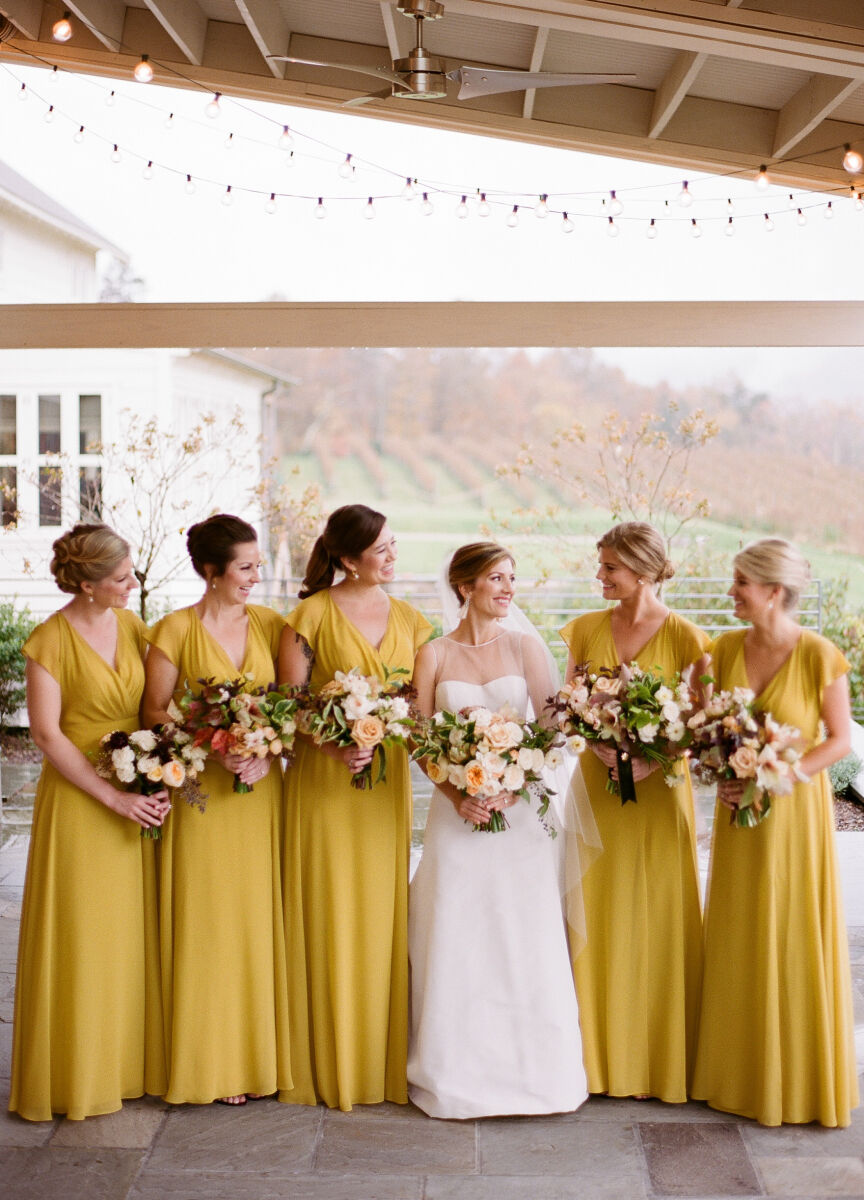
[352, 715, 386, 748]
[162, 760, 186, 787]
[464, 761, 488, 795]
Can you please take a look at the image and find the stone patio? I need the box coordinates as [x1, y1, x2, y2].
[2, 813, 864, 1199]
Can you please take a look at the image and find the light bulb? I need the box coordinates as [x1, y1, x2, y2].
[133, 54, 154, 83]
[185, 174, 196, 195]
[535, 194, 548, 218]
[205, 93, 221, 118]
[164, 112, 175, 130]
[225, 132, 235, 150]
[337, 154, 354, 179]
[221, 185, 234, 207]
[725, 217, 735, 237]
[756, 164, 769, 190]
[561, 212, 574, 234]
[787, 192, 796, 210]
[456, 195, 469, 219]
[105, 89, 116, 107]
[44, 105, 55, 124]
[824, 201, 834, 219]
[73, 125, 84, 144]
[421, 193, 434, 216]
[52, 11, 73, 42]
[843, 144, 864, 174]
[796, 207, 806, 226]
[856, 193, 864, 212]
[677, 181, 692, 208]
[646, 218, 657, 239]
[111, 144, 121, 163]
[364, 198, 376, 220]
[315, 197, 326, 220]
[142, 160, 154, 180]
[607, 216, 619, 238]
[763, 213, 774, 232]
[477, 192, 491, 218]
[402, 178, 416, 201]
[609, 190, 623, 217]
[265, 193, 277, 214]
[279, 125, 293, 150]
[690, 218, 701, 238]
[506, 205, 519, 228]
[17, 83, 27, 102]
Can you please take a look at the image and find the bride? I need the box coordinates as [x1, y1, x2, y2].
[408, 541, 593, 1119]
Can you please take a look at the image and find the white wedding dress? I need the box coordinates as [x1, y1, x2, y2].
[408, 631, 588, 1119]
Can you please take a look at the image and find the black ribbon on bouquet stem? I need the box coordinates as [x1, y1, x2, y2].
[616, 748, 636, 804]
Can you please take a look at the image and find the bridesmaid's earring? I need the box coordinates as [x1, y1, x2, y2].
[637, 578, 644, 586]
[767, 599, 774, 610]
[87, 593, 94, 603]
[351, 570, 359, 581]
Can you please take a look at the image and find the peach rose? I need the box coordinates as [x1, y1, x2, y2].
[162, 760, 186, 787]
[464, 761, 488, 795]
[426, 759, 448, 785]
[729, 745, 759, 778]
[593, 675, 621, 696]
[352, 715, 386, 748]
[145, 764, 164, 783]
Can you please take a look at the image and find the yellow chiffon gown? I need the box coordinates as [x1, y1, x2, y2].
[147, 604, 291, 1104]
[279, 590, 431, 1110]
[560, 609, 708, 1102]
[9, 609, 165, 1121]
[692, 629, 859, 1126]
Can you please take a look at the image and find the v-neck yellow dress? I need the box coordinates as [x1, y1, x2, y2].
[279, 589, 431, 1110]
[560, 609, 709, 1102]
[692, 628, 859, 1126]
[147, 604, 291, 1104]
[9, 609, 166, 1121]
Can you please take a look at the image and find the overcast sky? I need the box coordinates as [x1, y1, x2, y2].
[2, 61, 863, 403]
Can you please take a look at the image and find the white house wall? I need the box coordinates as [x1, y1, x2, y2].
[0, 202, 98, 303]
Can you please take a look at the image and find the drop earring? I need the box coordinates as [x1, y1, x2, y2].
[351, 570, 359, 581]
[458, 594, 471, 619]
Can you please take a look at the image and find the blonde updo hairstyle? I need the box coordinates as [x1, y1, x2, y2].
[50, 523, 131, 595]
[733, 538, 811, 612]
[597, 521, 675, 595]
[448, 541, 515, 604]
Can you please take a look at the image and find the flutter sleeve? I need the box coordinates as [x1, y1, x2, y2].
[145, 611, 187, 669]
[253, 604, 286, 660]
[283, 594, 324, 652]
[411, 605, 433, 653]
[22, 618, 63, 683]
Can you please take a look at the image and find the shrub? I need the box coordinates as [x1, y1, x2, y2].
[820, 579, 864, 719]
[829, 751, 863, 798]
[0, 602, 37, 730]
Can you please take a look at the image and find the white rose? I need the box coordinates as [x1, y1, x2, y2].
[129, 729, 157, 751]
[471, 707, 494, 731]
[344, 695, 375, 720]
[480, 752, 507, 778]
[115, 764, 136, 784]
[387, 697, 410, 720]
[531, 748, 546, 772]
[447, 763, 467, 790]
[638, 723, 659, 744]
[517, 747, 535, 770]
[503, 722, 525, 747]
[502, 763, 525, 790]
[111, 746, 135, 769]
[137, 755, 159, 774]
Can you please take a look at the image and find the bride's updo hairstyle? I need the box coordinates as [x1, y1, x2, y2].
[597, 522, 675, 595]
[448, 541, 514, 604]
[187, 514, 257, 579]
[50, 523, 130, 594]
[299, 504, 386, 599]
[733, 538, 811, 612]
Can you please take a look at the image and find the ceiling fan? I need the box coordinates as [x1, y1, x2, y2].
[269, 0, 634, 107]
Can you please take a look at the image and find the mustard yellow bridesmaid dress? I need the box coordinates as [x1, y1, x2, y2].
[279, 590, 431, 1110]
[692, 629, 859, 1126]
[560, 609, 708, 1102]
[147, 604, 291, 1104]
[9, 610, 165, 1121]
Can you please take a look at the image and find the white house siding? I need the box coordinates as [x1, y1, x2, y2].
[0, 200, 99, 303]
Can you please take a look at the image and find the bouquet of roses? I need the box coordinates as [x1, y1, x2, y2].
[94, 724, 207, 838]
[297, 666, 418, 790]
[687, 686, 804, 827]
[176, 676, 299, 794]
[549, 662, 696, 804]
[411, 703, 563, 836]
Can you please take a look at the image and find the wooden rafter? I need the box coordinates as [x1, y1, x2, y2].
[235, 0, 290, 80]
[773, 74, 863, 158]
[521, 25, 549, 121]
[64, 0, 123, 52]
[0, 0, 41, 41]
[141, 0, 207, 66]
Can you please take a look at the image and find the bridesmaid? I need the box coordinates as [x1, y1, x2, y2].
[142, 514, 290, 1106]
[692, 538, 858, 1126]
[560, 521, 708, 1103]
[277, 504, 431, 1110]
[10, 523, 168, 1121]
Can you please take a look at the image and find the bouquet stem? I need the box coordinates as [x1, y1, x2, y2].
[232, 778, 253, 794]
[472, 809, 510, 833]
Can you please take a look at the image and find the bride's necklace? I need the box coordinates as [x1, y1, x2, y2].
[445, 630, 504, 648]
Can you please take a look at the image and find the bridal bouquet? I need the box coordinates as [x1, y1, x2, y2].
[176, 676, 300, 794]
[687, 687, 804, 827]
[412, 703, 562, 836]
[550, 662, 696, 803]
[94, 724, 207, 839]
[297, 667, 418, 790]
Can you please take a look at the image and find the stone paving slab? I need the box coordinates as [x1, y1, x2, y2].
[316, 1110, 476, 1175]
[423, 1176, 645, 1200]
[742, 1104, 864, 1158]
[50, 1097, 169, 1148]
[477, 1115, 645, 1189]
[755, 1155, 864, 1196]
[131, 1169, 426, 1200]
[0, 1105, 57, 1146]
[639, 1122, 762, 1196]
[578, 1095, 746, 1123]
[147, 1099, 322, 1176]
[0, 1146, 144, 1200]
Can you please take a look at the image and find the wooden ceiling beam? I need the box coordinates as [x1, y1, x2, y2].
[141, 0, 207, 65]
[235, 0, 290, 80]
[521, 25, 549, 121]
[772, 73, 862, 158]
[0, 0, 41, 41]
[64, 0, 123, 51]
[648, 50, 705, 140]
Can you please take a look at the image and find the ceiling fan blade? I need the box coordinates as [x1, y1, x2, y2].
[343, 87, 402, 108]
[448, 66, 635, 100]
[268, 55, 407, 87]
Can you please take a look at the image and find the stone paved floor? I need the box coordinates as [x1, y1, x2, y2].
[2, 827, 864, 1200]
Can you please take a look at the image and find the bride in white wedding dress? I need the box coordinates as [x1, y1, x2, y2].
[408, 542, 591, 1119]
